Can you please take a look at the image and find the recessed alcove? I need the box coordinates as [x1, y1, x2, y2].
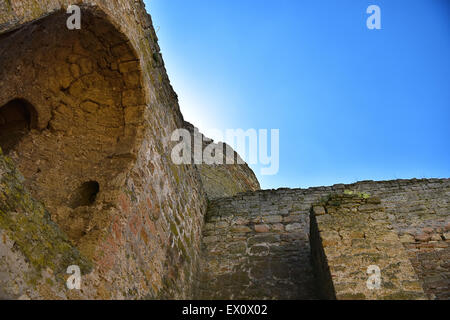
[0, 99, 37, 154]
[70, 181, 100, 209]
[0, 8, 145, 243]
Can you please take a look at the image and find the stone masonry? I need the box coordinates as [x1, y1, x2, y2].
[0, 0, 207, 299]
[311, 193, 426, 300]
[0, 0, 260, 299]
[0, 1, 448, 300]
[197, 179, 450, 300]
[184, 121, 260, 200]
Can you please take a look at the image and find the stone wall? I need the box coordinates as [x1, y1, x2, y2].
[0, 0, 448, 301]
[184, 121, 260, 200]
[197, 179, 450, 300]
[0, 149, 92, 299]
[311, 193, 426, 300]
[196, 189, 317, 299]
[0, 0, 208, 299]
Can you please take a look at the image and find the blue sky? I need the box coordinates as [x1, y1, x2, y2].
[144, 0, 450, 189]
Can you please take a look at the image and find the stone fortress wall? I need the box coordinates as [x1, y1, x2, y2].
[183, 121, 260, 200]
[197, 179, 450, 300]
[0, 0, 259, 299]
[0, 0, 448, 300]
[0, 0, 209, 299]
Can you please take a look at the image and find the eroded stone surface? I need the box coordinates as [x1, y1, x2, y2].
[184, 121, 260, 200]
[198, 179, 449, 300]
[0, 0, 208, 299]
[0, 150, 91, 300]
[0, 0, 448, 301]
[311, 194, 426, 300]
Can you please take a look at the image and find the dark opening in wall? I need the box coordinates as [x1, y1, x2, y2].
[70, 181, 100, 209]
[0, 99, 37, 154]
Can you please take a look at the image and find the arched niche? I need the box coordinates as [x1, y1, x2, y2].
[0, 99, 38, 154]
[0, 7, 146, 244]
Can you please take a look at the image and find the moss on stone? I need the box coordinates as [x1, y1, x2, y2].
[0, 148, 92, 279]
[169, 221, 178, 236]
[4, 0, 12, 12]
[344, 190, 371, 199]
[382, 291, 424, 300]
[337, 292, 366, 300]
[177, 238, 190, 263]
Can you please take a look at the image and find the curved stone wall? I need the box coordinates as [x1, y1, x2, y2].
[0, 1, 208, 299]
[184, 121, 260, 200]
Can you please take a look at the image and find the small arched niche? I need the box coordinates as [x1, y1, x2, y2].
[0, 99, 37, 154]
[70, 181, 100, 209]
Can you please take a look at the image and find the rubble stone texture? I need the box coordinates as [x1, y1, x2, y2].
[0, 0, 260, 299]
[311, 194, 426, 300]
[0, 0, 448, 300]
[0, 0, 210, 300]
[198, 179, 449, 300]
[184, 121, 260, 200]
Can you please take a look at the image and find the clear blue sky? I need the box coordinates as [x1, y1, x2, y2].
[144, 0, 450, 189]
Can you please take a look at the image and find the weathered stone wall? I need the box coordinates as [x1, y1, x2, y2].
[0, 0, 448, 301]
[311, 193, 426, 300]
[0, 0, 208, 299]
[197, 179, 450, 300]
[196, 189, 317, 299]
[333, 179, 450, 300]
[184, 121, 260, 200]
[372, 182, 450, 300]
[0, 149, 92, 299]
